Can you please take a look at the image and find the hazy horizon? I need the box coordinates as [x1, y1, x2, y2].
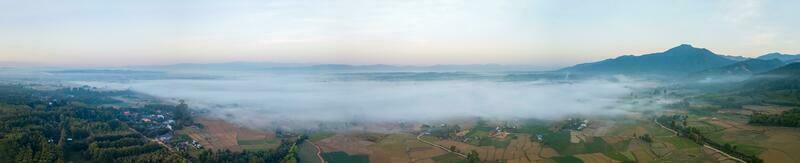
[2, 0, 800, 67]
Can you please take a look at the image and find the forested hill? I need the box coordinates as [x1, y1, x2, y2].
[743, 63, 800, 91]
[561, 44, 738, 76]
[0, 84, 302, 162]
[689, 59, 786, 78]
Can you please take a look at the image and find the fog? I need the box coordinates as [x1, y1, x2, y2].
[77, 71, 655, 130]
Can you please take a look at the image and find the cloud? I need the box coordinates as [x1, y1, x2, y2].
[78, 72, 652, 130]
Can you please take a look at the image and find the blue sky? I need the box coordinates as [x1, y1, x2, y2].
[1, 0, 798, 66]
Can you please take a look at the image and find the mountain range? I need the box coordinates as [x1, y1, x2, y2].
[129, 44, 798, 78]
[689, 59, 785, 78]
[561, 44, 800, 77]
[757, 53, 800, 62]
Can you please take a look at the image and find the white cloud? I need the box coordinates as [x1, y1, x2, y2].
[78, 72, 653, 130]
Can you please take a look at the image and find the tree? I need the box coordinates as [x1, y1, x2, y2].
[281, 144, 298, 163]
[467, 150, 480, 163]
[174, 100, 192, 129]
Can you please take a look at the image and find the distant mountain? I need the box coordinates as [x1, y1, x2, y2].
[742, 63, 800, 91]
[760, 62, 800, 76]
[132, 62, 313, 70]
[720, 55, 750, 61]
[690, 59, 785, 77]
[702, 63, 800, 107]
[134, 62, 552, 72]
[757, 52, 800, 62]
[561, 44, 738, 75]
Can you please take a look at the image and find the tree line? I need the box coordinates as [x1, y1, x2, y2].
[657, 115, 763, 163]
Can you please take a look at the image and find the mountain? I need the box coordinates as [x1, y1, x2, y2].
[690, 59, 785, 77]
[133, 62, 552, 72]
[132, 62, 313, 70]
[561, 44, 738, 75]
[720, 55, 750, 61]
[760, 62, 800, 76]
[742, 63, 800, 91]
[757, 52, 800, 62]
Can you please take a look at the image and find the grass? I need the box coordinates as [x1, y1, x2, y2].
[237, 139, 279, 145]
[298, 141, 322, 163]
[660, 136, 699, 149]
[540, 131, 572, 152]
[241, 145, 270, 152]
[687, 121, 725, 134]
[431, 153, 467, 163]
[321, 151, 369, 163]
[551, 155, 584, 163]
[604, 152, 634, 162]
[730, 143, 766, 156]
[309, 132, 336, 141]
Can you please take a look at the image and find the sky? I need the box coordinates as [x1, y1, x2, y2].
[1, 0, 799, 67]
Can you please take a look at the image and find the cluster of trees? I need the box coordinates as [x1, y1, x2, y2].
[637, 134, 653, 143]
[466, 150, 480, 163]
[657, 115, 763, 163]
[0, 84, 180, 162]
[0, 84, 309, 162]
[191, 136, 305, 163]
[749, 108, 800, 127]
[425, 124, 462, 139]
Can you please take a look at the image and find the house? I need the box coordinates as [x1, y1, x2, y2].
[142, 118, 152, 123]
[158, 134, 173, 141]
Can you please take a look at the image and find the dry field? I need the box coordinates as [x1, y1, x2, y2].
[574, 153, 619, 163]
[189, 118, 241, 151]
[183, 117, 281, 152]
[694, 115, 800, 163]
[315, 133, 456, 163]
[742, 105, 792, 115]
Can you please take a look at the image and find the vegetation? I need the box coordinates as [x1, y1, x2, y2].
[658, 115, 763, 163]
[466, 150, 480, 163]
[0, 85, 182, 162]
[0, 84, 305, 163]
[550, 155, 583, 163]
[750, 108, 800, 127]
[321, 151, 369, 163]
[432, 153, 467, 163]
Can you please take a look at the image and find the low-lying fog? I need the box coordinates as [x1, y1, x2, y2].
[76, 71, 655, 130]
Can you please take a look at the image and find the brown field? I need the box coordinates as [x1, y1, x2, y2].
[760, 149, 792, 163]
[431, 134, 555, 162]
[539, 147, 559, 158]
[574, 153, 619, 163]
[409, 147, 447, 162]
[317, 134, 375, 155]
[700, 116, 800, 163]
[630, 149, 654, 162]
[190, 118, 242, 151]
[757, 127, 800, 163]
[314, 133, 459, 163]
[435, 140, 480, 153]
[701, 146, 740, 163]
[183, 117, 282, 152]
[369, 133, 427, 163]
[601, 136, 627, 144]
[477, 146, 496, 161]
[743, 105, 792, 115]
[237, 127, 276, 140]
